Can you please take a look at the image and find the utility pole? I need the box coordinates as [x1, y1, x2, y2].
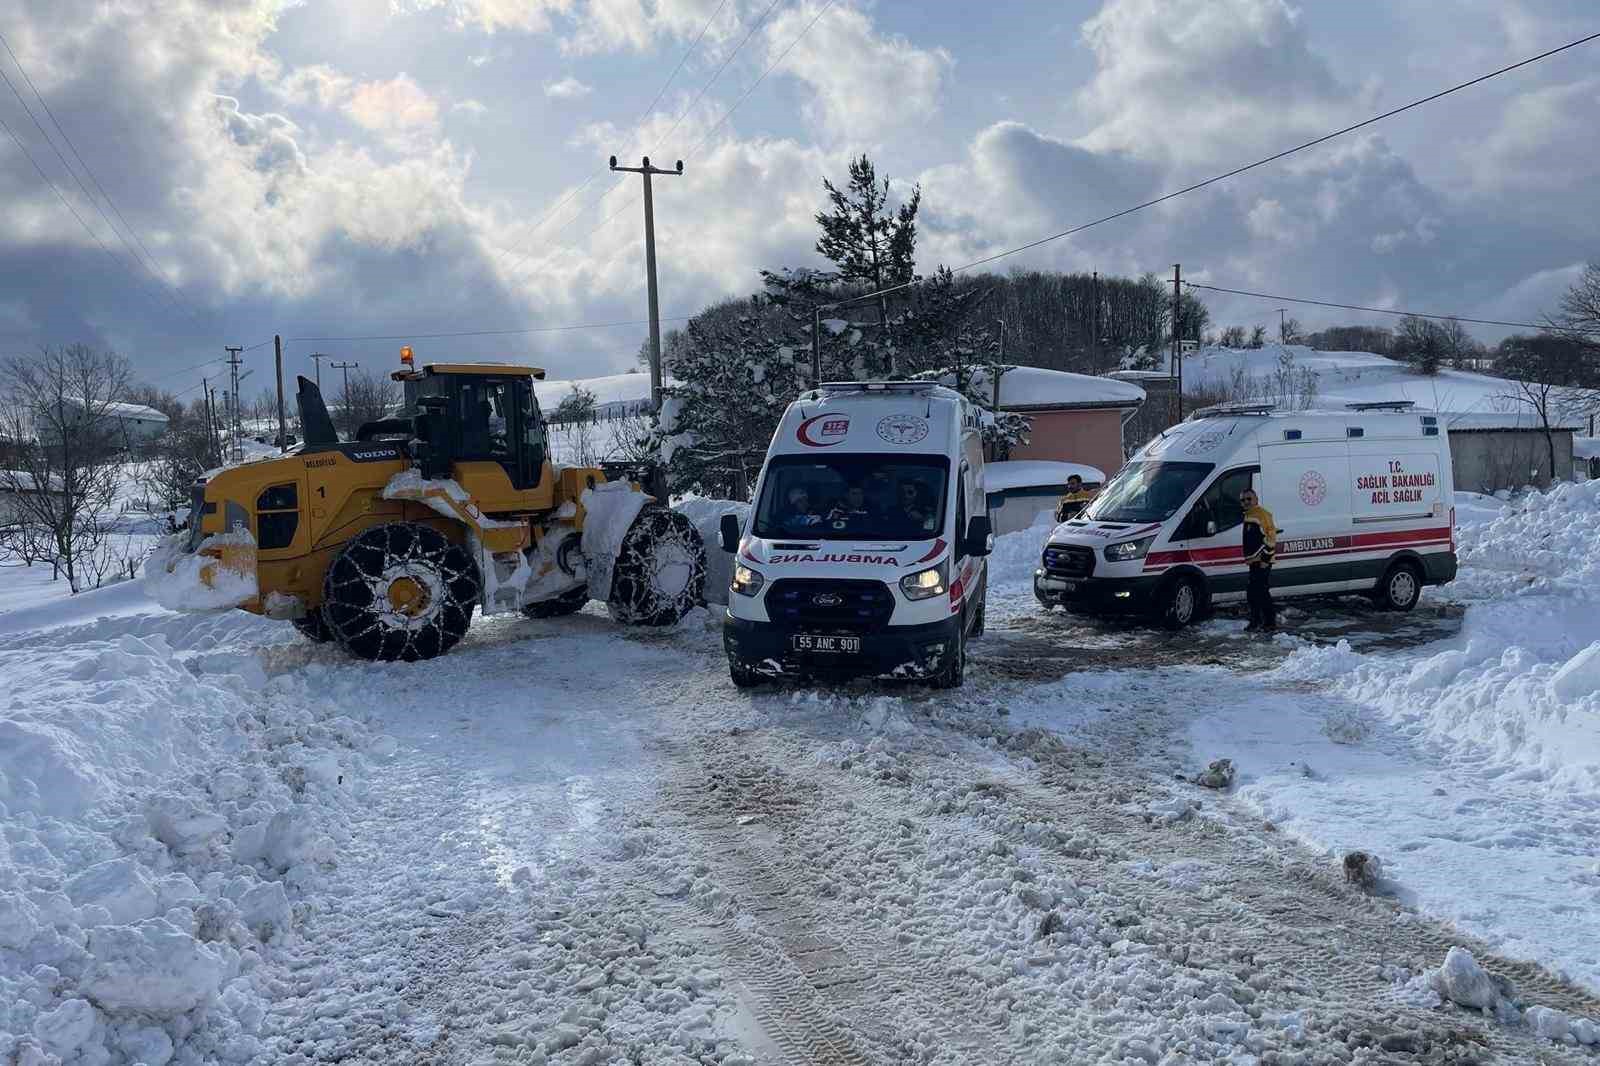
[309, 351, 331, 390]
[610, 155, 681, 500]
[201, 377, 219, 467]
[224, 345, 244, 462]
[1273, 307, 1287, 344]
[273, 335, 287, 452]
[994, 318, 1007, 411]
[331, 361, 358, 438]
[1170, 265, 1183, 422]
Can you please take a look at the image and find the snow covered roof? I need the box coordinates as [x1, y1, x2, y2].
[985, 460, 1106, 493]
[969, 366, 1146, 412]
[105, 401, 169, 423]
[1443, 412, 1588, 432]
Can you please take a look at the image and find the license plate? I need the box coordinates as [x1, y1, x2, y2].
[792, 634, 861, 654]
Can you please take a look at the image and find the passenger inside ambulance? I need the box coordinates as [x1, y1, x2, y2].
[754, 457, 948, 542]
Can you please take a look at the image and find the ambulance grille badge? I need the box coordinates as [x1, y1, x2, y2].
[812, 593, 843, 606]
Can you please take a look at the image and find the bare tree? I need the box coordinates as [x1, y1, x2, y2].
[1555, 260, 1600, 343]
[1247, 325, 1267, 349]
[1218, 325, 1248, 348]
[1394, 315, 1444, 375]
[0, 345, 132, 590]
[335, 369, 400, 439]
[1494, 333, 1600, 479]
[1280, 317, 1305, 345]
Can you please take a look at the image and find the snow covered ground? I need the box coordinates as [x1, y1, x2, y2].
[1185, 343, 1595, 427]
[6, 477, 1600, 1063]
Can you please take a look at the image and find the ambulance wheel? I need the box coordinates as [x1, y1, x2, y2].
[607, 506, 707, 626]
[1374, 560, 1422, 612]
[520, 586, 589, 619]
[1158, 576, 1202, 630]
[729, 658, 765, 689]
[291, 608, 334, 643]
[323, 522, 480, 662]
[931, 627, 966, 689]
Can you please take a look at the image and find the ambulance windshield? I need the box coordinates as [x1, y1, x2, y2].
[1083, 461, 1212, 524]
[753, 455, 949, 541]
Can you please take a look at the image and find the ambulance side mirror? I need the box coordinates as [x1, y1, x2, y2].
[719, 512, 741, 553]
[1206, 519, 1217, 536]
[964, 515, 993, 557]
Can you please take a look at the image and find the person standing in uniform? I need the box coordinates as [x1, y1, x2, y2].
[1240, 487, 1276, 632]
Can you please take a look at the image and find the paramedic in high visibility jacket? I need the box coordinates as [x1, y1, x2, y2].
[1240, 487, 1277, 632]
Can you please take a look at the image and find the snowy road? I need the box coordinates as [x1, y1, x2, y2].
[223, 596, 1597, 1065]
[8, 495, 1600, 1064]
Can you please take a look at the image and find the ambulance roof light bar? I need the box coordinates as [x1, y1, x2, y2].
[817, 381, 938, 393]
[1344, 400, 1416, 411]
[1188, 401, 1277, 419]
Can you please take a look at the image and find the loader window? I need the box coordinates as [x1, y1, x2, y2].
[255, 482, 299, 551]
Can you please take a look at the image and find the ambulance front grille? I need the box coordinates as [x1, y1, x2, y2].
[1042, 544, 1095, 578]
[765, 579, 895, 632]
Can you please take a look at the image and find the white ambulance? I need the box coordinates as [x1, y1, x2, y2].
[1034, 402, 1458, 626]
[719, 382, 993, 688]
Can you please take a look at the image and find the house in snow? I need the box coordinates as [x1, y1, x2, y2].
[34, 399, 169, 450]
[967, 365, 1146, 477]
[0, 470, 65, 527]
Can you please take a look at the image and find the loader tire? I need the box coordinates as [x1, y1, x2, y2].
[322, 522, 480, 662]
[291, 608, 335, 643]
[607, 505, 707, 627]
[520, 586, 589, 619]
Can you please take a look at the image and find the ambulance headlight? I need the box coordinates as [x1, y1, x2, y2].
[1104, 536, 1155, 562]
[732, 563, 764, 597]
[899, 564, 947, 601]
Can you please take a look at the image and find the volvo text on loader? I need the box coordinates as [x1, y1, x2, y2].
[148, 355, 706, 662]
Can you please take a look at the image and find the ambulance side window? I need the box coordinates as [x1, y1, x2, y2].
[1180, 467, 1256, 539]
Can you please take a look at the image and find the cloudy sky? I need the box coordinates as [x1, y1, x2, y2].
[1, 0, 1596, 399]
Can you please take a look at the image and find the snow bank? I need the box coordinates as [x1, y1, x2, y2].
[985, 459, 1105, 492]
[1278, 478, 1600, 793]
[142, 530, 257, 612]
[0, 626, 375, 1064]
[580, 481, 649, 600]
[674, 497, 749, 606]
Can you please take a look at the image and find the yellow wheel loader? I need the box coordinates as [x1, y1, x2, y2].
[146, 359, 705, 662]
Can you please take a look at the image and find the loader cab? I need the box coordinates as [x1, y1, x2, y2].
[396, 364, 550, 489]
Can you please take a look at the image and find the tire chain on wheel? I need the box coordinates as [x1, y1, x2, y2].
[606, 505, 707, 626]
[291, 607, 335, 643]
[322, 522, 481, 662]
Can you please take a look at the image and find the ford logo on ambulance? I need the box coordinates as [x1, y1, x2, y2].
[812, 592, 843, 606]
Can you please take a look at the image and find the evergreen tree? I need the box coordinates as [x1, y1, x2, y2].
[815, 155, 921, 344]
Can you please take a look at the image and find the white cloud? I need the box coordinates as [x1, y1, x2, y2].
[453, 98, 489, 115]
[765, 1, 951, 141]
[544, 76, 593, 99]
[343, 73, 441, 134]
[393, 0, 575, 35]
[1074, 0, 1348, 167]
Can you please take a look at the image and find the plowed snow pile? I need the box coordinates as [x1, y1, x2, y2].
[0, 623, 379, 1064]
[1281, 479, 1600, 791]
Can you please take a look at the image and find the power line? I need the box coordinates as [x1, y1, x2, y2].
[0, 37, 199, 320]
[0, 108, 178, 313]
[282, 316, 692, 345]
[833, 29, 1600, 309]
[0, 30, 200, 320]
[493, 0, 735, 270]
[1185, 281, 1600, 335]
[507, 0, 829, 282]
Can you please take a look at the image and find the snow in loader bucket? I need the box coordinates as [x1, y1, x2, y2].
[142, 528, 258, 611]
[581, 482, 707, 625]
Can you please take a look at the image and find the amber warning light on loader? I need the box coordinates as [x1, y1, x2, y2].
[400, 345, 414, 366]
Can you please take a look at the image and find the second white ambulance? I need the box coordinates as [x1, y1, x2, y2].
[720, 382, 992, 688]
[1034, 402, 1458, 626]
